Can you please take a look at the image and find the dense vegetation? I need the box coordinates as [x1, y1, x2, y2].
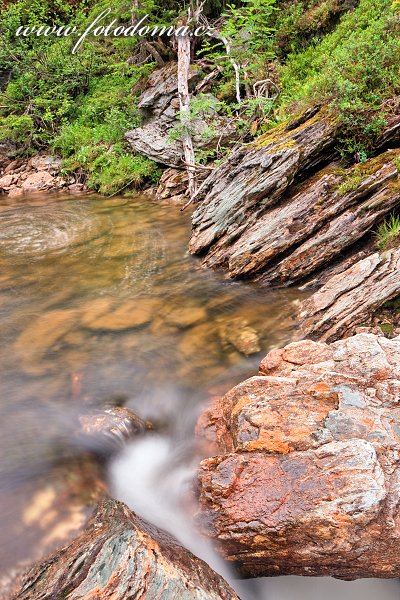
[0, 0, 399, 193]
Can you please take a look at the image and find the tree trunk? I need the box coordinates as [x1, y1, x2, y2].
[177, 33, 197, 198]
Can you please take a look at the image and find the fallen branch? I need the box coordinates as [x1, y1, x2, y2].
[182, 161, 215, 172]
[180, 174, 212, 211]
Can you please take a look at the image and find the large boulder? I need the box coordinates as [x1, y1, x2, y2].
[196, 333, 400, 579]
[15, 498, 240, 600]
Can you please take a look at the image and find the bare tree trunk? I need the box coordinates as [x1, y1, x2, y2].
[177, 33, 197, 198]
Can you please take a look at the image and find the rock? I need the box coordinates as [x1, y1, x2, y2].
[21, 171, 56, 192]
[15, 498, 240, 600]
[298, 248, 400, 341]
[164, 305, 207, 328]
[0, 173, 17, 190]
[189, 106, 400, 286]
[68, 183, 86, 193]
[8, 187, 24, 198]
[14, 309, 80, 375]
[137, 62, 201, 115]
[77, 407, 151, 456]
[0, 153, 68, 195]
[189, 109, 338, 269]
[81, 298, 161, 331]
[126, 63, 236, 166]
[29, 155, 61, 174]
[156, 168, 189, 204]
[196, 333, 400, 579]
[3, 159, 21, 174]
[218, 317, 261, 356]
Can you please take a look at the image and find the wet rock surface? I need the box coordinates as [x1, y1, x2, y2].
[77, 407, 152, 456]
[196, 333, 400, 579]
[15, 498, 240, 600]
[298, 248, 400, 341]
[189, 108, 400, 298]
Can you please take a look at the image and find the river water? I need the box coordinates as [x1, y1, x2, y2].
[0, 192, 398, 599]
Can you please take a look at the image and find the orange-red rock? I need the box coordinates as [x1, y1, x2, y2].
[196, 333, 400, 578]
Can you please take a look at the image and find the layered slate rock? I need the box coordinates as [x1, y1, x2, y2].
[196, 333, 400, 579]
[299, 247, 400, 341]
[15, 498, 240, 600]
[189, 106, 400, 285]
[125, 63, 235, 166]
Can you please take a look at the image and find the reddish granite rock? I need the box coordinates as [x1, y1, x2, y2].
[196, 333, 400, 579]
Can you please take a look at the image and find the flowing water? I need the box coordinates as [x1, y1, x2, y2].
[0, 192, 398, 599]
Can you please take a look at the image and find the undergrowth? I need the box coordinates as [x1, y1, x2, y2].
[0, 0, 399, 193]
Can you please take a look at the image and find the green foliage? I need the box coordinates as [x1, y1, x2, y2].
[168, 94, 225, 145]
[86, 150, 160, 195]
[375, 214, 400, 250]
[0, 0, 160, 192]
[52, 67, 158, 194]
[200, 0, 277, 97]
[1, 0, 399, 192]
[279, 0, 400, 157]
[0, 114, 34, 144]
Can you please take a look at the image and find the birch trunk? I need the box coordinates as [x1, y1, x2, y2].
[177, 33, 197, 198]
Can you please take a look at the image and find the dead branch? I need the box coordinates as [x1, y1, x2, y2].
[177, 31, 198, 198]
[253, 78, 280, 101]
[142, 40, 165, 67]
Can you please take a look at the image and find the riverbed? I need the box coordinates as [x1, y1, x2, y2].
[0, 192, 398, 599]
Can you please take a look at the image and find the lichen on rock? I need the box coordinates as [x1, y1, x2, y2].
[196, 333, 400, 579]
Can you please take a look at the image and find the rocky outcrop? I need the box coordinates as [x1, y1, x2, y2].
[15, 498, 240, 600]
[0, 154, 84, 196]
[189, 108, 400, 286]
[299, 248, 400, 341]
[125, 62, 236, 166]
[196, 333, 400, 579]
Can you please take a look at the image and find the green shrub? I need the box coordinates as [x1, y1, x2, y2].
[87, 151, 160, 195]
[0, 114, 34, 144]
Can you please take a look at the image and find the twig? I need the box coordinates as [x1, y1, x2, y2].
[180, 174, 211, 211]
[182, 161, 215, 171]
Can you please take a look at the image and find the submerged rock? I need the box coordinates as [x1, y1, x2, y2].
[15, 498, 240, 600]
[218, 317, 261, 356]
[196, 333, 400, 579]
[81, 298, 161, 331]
[77, 407, 152, 456]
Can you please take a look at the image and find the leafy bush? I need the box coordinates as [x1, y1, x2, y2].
[0, 114, 34, 144]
